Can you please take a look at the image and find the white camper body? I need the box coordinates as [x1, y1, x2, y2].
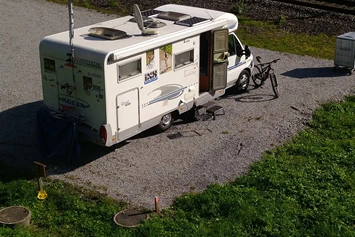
[39, 4, 253, 146]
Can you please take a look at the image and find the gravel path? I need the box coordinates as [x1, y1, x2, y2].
[1, 0, 355, 210]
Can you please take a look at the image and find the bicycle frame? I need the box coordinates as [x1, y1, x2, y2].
[252, 57, 280, 98]
[258, 60, 277, 81]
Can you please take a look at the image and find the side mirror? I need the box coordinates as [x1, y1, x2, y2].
[244, 45, 251, 58]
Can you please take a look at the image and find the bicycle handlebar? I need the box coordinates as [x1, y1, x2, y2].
[257, 58, 280, 66]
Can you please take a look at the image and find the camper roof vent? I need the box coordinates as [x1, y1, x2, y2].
[175, 16, 210, 27]
[157, 11, 191, 22]
[88, 27, 127, 40]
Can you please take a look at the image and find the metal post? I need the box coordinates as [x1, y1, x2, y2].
[68, 0, 78, 107]
[68, 0, 74, 60]
[154, 197, 160, 215]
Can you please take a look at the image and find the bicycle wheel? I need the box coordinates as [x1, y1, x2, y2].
[252, 65, 263, 87]
[270, 73, 279, 98]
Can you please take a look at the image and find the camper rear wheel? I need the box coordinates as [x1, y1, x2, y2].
[156, 113, 173, 132]
[235, 70, 250, 92]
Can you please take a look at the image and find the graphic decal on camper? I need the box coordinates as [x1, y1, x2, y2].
[61, 83, 75, 96]
[44, 58, 56, 73]
[160, 45, 172, 74]
[144, 70, 158, 84]
[88, 72, 102, 79]
[83, 76, 93, 95]
[147, 84, 186, 106]
[73, 57, 102, 69]
[59, 95, 90, 110]
[146, 50, 155, 69]
[43, 75, 55, 82]
[227, 60, 246, 71]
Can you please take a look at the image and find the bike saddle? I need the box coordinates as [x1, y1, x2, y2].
[256, 56, 262, 63]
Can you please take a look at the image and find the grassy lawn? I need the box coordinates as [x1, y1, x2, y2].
[2, 95, 355, 236]
[237, 17, 336, 60]
[1, 1, 351, 236]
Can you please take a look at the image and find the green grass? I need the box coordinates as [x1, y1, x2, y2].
[237, 17, 336, 59]
[2, 96, 355, 236]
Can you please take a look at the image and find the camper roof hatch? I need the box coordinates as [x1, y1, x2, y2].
[88, 27, 127, 40]
[157, 11, 191, 21]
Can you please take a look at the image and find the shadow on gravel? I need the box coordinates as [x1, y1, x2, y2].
[0, 101, 42, 175]
[0, 101, 130, 176]
[282, 66, 351, 79]
[235, 94, 276, 103]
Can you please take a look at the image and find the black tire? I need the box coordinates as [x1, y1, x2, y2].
[252, 65, 263, 87]
[156, 113, 173, 132]
[270, 73, 279, 98]
[235, 70, 250, 92]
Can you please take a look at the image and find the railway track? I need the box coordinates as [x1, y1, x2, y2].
[271, 0, 355, 15]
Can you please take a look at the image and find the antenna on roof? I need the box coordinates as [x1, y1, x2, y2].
[68, 0, 74, 60]
[205, 10, 213, 20]
[67, 0, 78, 107]
[133, 4, 158, 35]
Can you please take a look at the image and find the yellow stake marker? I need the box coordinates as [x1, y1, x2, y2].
[37, 177, 48, 200]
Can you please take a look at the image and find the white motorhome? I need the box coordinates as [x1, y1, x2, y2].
[39, 4, 253, 146]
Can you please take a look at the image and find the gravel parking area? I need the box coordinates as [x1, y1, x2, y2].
[1, 0, 355, 210]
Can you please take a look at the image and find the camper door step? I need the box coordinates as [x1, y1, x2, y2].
[206, 105, 225, 120]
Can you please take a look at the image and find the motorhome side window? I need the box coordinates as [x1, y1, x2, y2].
[228, 34, 243, 57]
[175, 49, 194, 69]
[118, 58, 142, 81]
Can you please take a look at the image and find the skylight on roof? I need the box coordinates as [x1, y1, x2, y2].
[157, 11, 191, 21]
[88, 27, 127, 40]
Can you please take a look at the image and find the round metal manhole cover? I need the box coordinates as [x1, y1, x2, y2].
[113, 209, 149, 228]
[0, 206, 31, 227]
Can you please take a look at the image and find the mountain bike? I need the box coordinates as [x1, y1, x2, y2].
[252, 56, 280, 98]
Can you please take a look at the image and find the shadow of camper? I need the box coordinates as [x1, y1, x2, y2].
[0, 101, 128, 176]
[281, 66, 350, 79]
[0, 101, 42, 175]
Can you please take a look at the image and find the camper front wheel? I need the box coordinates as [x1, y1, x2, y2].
[156, 113, 173, 132]
[235, 70, 250, 92]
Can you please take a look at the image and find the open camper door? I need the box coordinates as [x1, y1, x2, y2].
[211, 29, 229, 90]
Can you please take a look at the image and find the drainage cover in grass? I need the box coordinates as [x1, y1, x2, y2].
[0, 206, 31, 227]
[113, 209, 149, 228]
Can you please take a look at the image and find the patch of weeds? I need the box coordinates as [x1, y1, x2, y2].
[274, 15, 287, 27]
[65, 174, 79, 181]
[222, 130, 229, 134]
[231, 0, 247, 15]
